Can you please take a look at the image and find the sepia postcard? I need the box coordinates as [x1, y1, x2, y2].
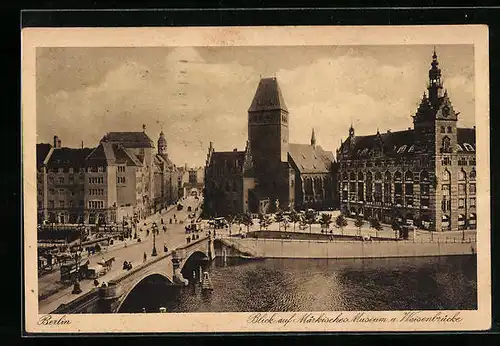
[22, 25, 491, 334]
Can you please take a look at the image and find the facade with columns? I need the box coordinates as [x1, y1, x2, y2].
[336, 51, 476, 232]
[36, 126, 181, 226]
[204, 77, 337, 217]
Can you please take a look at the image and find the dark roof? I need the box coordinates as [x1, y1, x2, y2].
[341, 127, 476, 158]
[36, 143, 52, 168]
[248, 77, 288, 113]
[288, 144, 335, 174]
[87, 143, 143, 166]
[46, 147, 94, 168]
[101, 132, 154, 148]
[209, 151, 246, 173]
[457, 128, 476, 153]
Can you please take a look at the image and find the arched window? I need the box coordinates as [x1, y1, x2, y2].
[366, 171, 372, 181]
[375, 171, 382, 181]
[470, 169, 476, 181]
[442, 136, 451, 152]
[458, 169, 466, 181]
[420, 170, 429, 181]
[442, 170, 450, 181]
[349, 172, 356, 181]
[358, 172, 364, 181]
[384, 171, 392, 182]
[394, 171, 402, 181]
[405, 171, 413, 181]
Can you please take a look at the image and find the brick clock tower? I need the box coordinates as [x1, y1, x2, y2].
[413, 50, 459, 231]
[248, 77, 290, 210]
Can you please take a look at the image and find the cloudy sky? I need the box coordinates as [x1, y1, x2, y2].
[36, 45, 474, 167]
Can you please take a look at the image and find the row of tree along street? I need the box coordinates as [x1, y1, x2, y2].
[212, 210, 411, 239]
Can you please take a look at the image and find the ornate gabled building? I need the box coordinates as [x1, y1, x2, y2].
[153, 131, 180, 212]
[204, 77, 337, 217]
[336, 50, 476, 232]
[36, 126, 182, 226]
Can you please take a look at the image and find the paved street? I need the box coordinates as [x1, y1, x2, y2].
[38, 195, 203, 314]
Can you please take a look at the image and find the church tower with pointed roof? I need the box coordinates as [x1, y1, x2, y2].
[248, 77, 291, 208]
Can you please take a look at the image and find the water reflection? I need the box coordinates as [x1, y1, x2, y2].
[119, 255, 477, 313]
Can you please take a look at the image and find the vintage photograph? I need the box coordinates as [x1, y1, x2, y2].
[23, 26, 490, 333]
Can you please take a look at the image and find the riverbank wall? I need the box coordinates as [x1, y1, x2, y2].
[216, 237, 477, 259]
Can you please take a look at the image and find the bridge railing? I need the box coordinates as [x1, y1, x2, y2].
[108, 235, 211, 286]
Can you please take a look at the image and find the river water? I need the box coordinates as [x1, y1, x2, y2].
[119, 255, 477, 313]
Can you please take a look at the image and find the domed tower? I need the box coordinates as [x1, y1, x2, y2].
[158, 131, 167, 156]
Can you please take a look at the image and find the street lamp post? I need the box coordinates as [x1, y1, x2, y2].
[71, 223, 84, 294]
[151, 222, 158, 257]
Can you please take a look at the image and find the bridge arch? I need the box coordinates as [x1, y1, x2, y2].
[179, 250, 210, 275]
[115, 272, 174, 313]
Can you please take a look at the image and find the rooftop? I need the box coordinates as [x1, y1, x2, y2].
[248, 77, 288, 113]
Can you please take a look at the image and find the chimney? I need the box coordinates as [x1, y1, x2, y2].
[233, 148, 237, 152]
[53, 135, 61, 149]
[81, 141, 84, 149]
[142, 124, 146, 133]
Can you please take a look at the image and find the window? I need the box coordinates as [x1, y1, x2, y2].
[441, 136, 451, 153]
[470, 170, 476, 180]
[375, 172, 382, 181]
[48, 176, 54, 184]
[470, 183, 476, 194]
[394, 171, 402, 181]
[405, 183, 414, 195]
[458, 183, 466, 195]
[470, 197, 476, 207]
[405, 171, 413, 181]
[397, 145, 407, 154]
[458, 157, 467, 166]
[447, 126, 452, 133]
[118, 166, 126, 173]
[49, 188, 55, 195]
[459, 198, 465, 208]
[469, 158, 476, 166]
[442, 157, 451, 166]
[420, 183, 430, 195]
[442, 170, 450, 181]
[421, 198, 430, 208]
[98, 166, 103, 172]
[58, 201, 64, 208]
[440, 126, 446, 133]
[58, 168, 64, 173]
[442, 184, 450, 193]
[48, 200, 54, 208]
[58, 177, 64, 184]
[458, 170, 466, 181]
[59, 189, 64, 196]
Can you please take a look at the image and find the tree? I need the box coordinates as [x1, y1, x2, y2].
[354, 216, 365, 236]
[274, 211, 285, 231]
[335, 213, 348, 236]
[241, 213, 254, 233]
[226, 214, 235, 233]
[258, 213, 272, 230]
[391, 218, 401, 239]
[304, 209, 316, 233]
[320, 213, 333, 233]
[289, 210, 301, 231]
[369, 217, 383, 238]
[282, 215, 290, 232]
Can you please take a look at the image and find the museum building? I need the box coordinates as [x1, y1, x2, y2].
[336, 51, 476, 232]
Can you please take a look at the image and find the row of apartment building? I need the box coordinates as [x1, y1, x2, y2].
[36, 126, 204, 226]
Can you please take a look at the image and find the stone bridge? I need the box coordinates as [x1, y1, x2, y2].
[51, 235, 215, 314]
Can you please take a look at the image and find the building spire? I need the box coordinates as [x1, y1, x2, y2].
[428, 47, 443, 106]
[311, 128, 316, 146]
